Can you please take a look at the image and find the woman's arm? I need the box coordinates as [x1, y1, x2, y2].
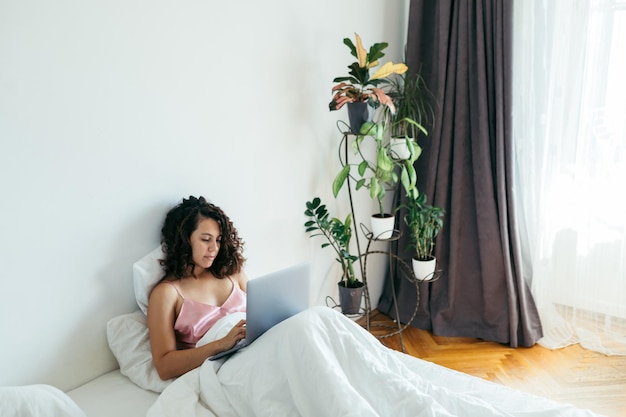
[147, 283, 246, 380]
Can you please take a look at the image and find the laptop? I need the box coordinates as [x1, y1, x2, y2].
[208, 262, 310, 360]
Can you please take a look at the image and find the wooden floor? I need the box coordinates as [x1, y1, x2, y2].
[364, 311, 626, 417]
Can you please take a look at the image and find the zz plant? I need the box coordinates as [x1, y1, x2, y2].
[403, 192, 445, 261]
[304, 197, 360, 287]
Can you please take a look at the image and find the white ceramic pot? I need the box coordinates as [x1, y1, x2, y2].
[412, 257, 437, 281]
[370, 214, 395, 240]
[389, 137, 412, 160]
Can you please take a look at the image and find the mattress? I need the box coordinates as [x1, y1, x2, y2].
[67, 370, 159, 417]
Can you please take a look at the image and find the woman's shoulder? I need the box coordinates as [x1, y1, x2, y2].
[150, 278, 180, 302]
[147, 279, 182, 321]
[230, 270, 248, 292]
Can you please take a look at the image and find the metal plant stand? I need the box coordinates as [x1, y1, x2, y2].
[335, 129, 442, 352]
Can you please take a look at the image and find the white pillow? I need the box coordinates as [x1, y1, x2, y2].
[0, 384, 86, 417]
[133, 246, 166, 315]
[106, 311, 174, 393]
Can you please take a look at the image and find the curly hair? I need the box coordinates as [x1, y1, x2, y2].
[159, 196, 245, 280]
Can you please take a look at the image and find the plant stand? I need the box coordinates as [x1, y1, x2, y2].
[358, 224, 440, 352]
[361, 225, 414, 352]
[335, 129, 442, 352]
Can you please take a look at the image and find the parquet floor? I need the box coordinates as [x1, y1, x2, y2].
[364, 311, 626, 417]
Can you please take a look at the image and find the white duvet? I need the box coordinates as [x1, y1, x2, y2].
[147, 307, 603, 417]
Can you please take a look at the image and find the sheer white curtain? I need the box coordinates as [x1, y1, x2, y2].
[512, 0, 626, 355]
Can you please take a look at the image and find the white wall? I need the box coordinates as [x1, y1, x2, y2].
[0, 0, 409, 390]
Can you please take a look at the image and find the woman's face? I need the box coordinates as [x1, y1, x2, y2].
[189, 217, 221, 272]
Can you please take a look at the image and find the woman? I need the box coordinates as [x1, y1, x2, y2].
[147, 196, 248, 380]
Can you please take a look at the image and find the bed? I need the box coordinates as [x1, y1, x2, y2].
[2, 248, 608, 417]
[83, 309, 607, 417]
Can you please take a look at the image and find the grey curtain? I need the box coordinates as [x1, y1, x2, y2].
[378, 0, 543, 347]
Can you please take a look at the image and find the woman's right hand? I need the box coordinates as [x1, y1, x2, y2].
[220, 319, 246, 351]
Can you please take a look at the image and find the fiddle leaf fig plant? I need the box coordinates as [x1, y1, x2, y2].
[304, 197, 360, 287]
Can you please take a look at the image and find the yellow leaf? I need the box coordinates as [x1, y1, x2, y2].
[370, 62, 408, 80]
[355, 33, 367, 68]
[366, 60, 379, 69]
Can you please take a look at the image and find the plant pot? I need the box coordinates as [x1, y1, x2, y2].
[370, 213, 395, 240]
[412, 256, 437, 281]
[347, 102, 372, 134]
[389, 137, 412, 160]
[338, 281, 364, 315]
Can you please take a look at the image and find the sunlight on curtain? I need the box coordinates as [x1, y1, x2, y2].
[512, 0, 626, 355]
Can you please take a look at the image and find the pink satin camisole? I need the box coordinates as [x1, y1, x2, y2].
[166, 278, 246, 350]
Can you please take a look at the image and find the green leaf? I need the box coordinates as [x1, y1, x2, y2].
[405, 138, 416, 160]
[354, 134, 365, 150]
[400, 166, 410, 192]
[403, 118, 428, 135]
[344, 213, 352, 229]
[374, 123, 384, 141]
[370, 178, 381, 200]
[347, 63, 369, 85]
[343, 37, 357, 59]
[358, 160, 368, 176]
[359, 121, 375, 135]
[406, 162, 416, 187]
[333, 76, 361, 84]
[377, 149, 394, 172]
[367, 42, 389, 62]
[333, 165, 351, 198]
[306, 198, 320, 211]
[412, 144, 422, 161]
[408, 187, 419, 200]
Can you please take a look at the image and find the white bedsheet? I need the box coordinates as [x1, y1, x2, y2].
[67, 370, 159, 417]
[147, 307, 604, 417]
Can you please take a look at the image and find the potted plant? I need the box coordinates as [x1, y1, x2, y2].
[402, 192, 445, 280]
[329, 33, 408, 134]
[384, 70, 435, 160]
[304, 197, 363, 314]
[332, 120, 420, 240]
